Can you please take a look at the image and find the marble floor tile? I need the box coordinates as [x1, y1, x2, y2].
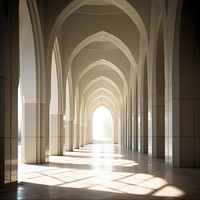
[0, 144, 200, 199]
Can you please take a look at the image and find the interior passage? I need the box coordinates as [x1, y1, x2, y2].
[1, 144, 200, 200]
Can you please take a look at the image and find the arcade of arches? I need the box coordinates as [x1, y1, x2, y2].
[0, 0, 200, 192]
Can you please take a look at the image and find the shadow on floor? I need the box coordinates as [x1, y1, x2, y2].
[0, 181, 199, 200]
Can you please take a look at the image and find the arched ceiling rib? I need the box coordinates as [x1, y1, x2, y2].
[79, 71, 123, 95]
[81, 88, 120, 122]
[78, 65, 124, 96]
[87, 95, 116, 113]
[46, 0, 148, 75]
[74, 59, 128, 94]
[65, 31, 136, 78]
[72, 50, 130, 88]
[86, 93, 118, 114]
[42, 0, 151, 130]
[81, 76, 122, 104]
[75, 4, 124, 15]
[84, 88, 119, 112]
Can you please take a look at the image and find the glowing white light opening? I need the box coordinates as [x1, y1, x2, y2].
[92, 106, 113, 143]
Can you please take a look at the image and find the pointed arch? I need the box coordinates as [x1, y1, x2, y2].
[46, 0, 148, 74]
[82, 76, 122, 104]
[65, 69, 73, 121]
[54, 38, 64, 115]
[20, 0, 37, 103]
[87, 95, 117, 114]
[49, 49, 59, 155]
[75, 59, 128, 93]
[20, 0, 47, 163]
[65, 31, 136, 78]
[84, 87, 119, 116]
[26, 0, 45, 102]
[50, 50, 58, 115]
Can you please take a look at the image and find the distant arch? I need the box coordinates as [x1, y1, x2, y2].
[75, 59, 128, 93]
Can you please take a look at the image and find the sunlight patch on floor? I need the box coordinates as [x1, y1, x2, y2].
[19, 144, 186, 198]
[154, 185, 186, 197]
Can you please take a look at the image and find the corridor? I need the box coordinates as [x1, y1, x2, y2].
[1, 144, 200, 199]
[0, 0, 200, 198]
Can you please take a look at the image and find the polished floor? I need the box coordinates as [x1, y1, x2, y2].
[1, 144, 200, 199]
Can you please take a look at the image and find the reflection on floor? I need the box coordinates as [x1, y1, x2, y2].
[1, 144, 200, 199]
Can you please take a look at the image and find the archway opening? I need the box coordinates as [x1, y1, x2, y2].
[19, 0, 37, 164]
[92, 106, 113, 143]
[49, 50, 59, 155]
[18, 83, 22, 164]
[64, 70, 73, 151]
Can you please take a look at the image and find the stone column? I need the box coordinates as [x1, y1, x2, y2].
[138, 102, 148, 153]
[79, 124, 84, 147]
[123, 102, 127, 148]
[64, 120, 73, 151]
[120, 115, 124, 146]
[50, 114, 64, 155]
[22, 103, 49, 163]
[148, 93, 165, 158]
[127, 118, 132, 149]
[73, 123, 79, 149]
[138, 66, 148, 154]
[21, 103, 37, 163]
[165, 1, 200, 167]
[0, 1, 19, 187]
[88, 120, 92, 144]
[113, 117, 118, 144]
[84, 125, 88, 145]
[132, 85, 138, 151]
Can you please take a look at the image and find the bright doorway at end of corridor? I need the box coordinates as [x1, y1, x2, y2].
[92, 106, 113, 144]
